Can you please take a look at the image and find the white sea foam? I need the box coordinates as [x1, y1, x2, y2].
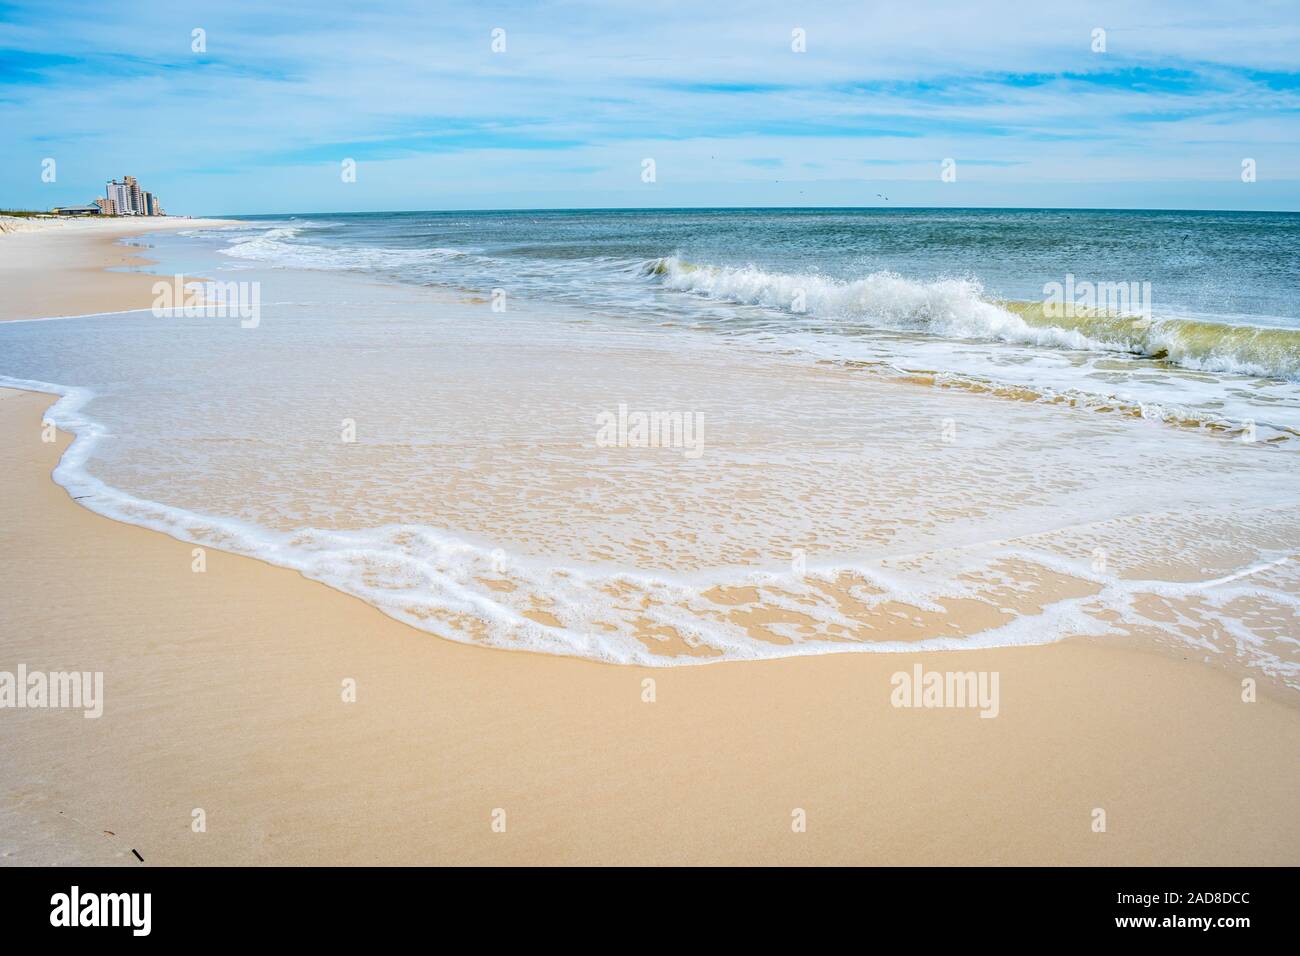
[218, 223, 473, 272]
[3, 226, 1296, 681]
[647, 256, 1300, 382]
[198, 225, 1300, 397]
[4, 367, 1297, 682]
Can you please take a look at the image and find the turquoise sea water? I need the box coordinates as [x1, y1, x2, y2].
[220, 207, 1300, 325]
[205, 208, 1300, 434]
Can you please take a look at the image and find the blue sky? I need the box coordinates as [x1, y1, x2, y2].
[2, 0, 1299, 214]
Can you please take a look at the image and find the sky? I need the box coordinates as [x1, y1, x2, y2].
[1, 0, 1299, 215]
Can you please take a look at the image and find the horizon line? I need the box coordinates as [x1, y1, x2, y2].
[199, 203, 1300, 218]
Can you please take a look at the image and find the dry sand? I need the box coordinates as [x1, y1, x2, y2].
[0, 216, 230, 321]
[0, 221, 1297, 865]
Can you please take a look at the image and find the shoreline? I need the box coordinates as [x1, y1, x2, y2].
[9, 363, 1300, 683]
[0, 217, 235, 322]
[0, 221, 1297, 865]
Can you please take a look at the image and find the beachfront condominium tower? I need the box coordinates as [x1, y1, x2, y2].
[105, 175, 153, 215]
[106, 178, 134, 215]
[125, 175, 143, 214]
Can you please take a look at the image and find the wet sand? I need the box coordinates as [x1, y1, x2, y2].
[0, 221, 1297, 865]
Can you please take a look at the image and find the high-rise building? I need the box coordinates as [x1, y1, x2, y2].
[105, 176, 164, 215]
[125, 175, 143, 215]
[106, 179, 134, 215]
[95, 197, 117, 215]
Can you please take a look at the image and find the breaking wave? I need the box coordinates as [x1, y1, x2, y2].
[644, 256, 1300, 381]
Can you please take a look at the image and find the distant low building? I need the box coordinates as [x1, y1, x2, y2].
[50, 204, 101, 216]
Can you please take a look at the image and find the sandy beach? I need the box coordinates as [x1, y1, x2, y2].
[1, 220, 1298, 867]
[0, 216, 232, 321]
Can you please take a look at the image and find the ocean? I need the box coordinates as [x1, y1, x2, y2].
[218, 208, 1300, 437]
[2, 208, 1298, 678]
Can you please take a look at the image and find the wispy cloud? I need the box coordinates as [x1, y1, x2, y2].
[1, 0, 1297, 212]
